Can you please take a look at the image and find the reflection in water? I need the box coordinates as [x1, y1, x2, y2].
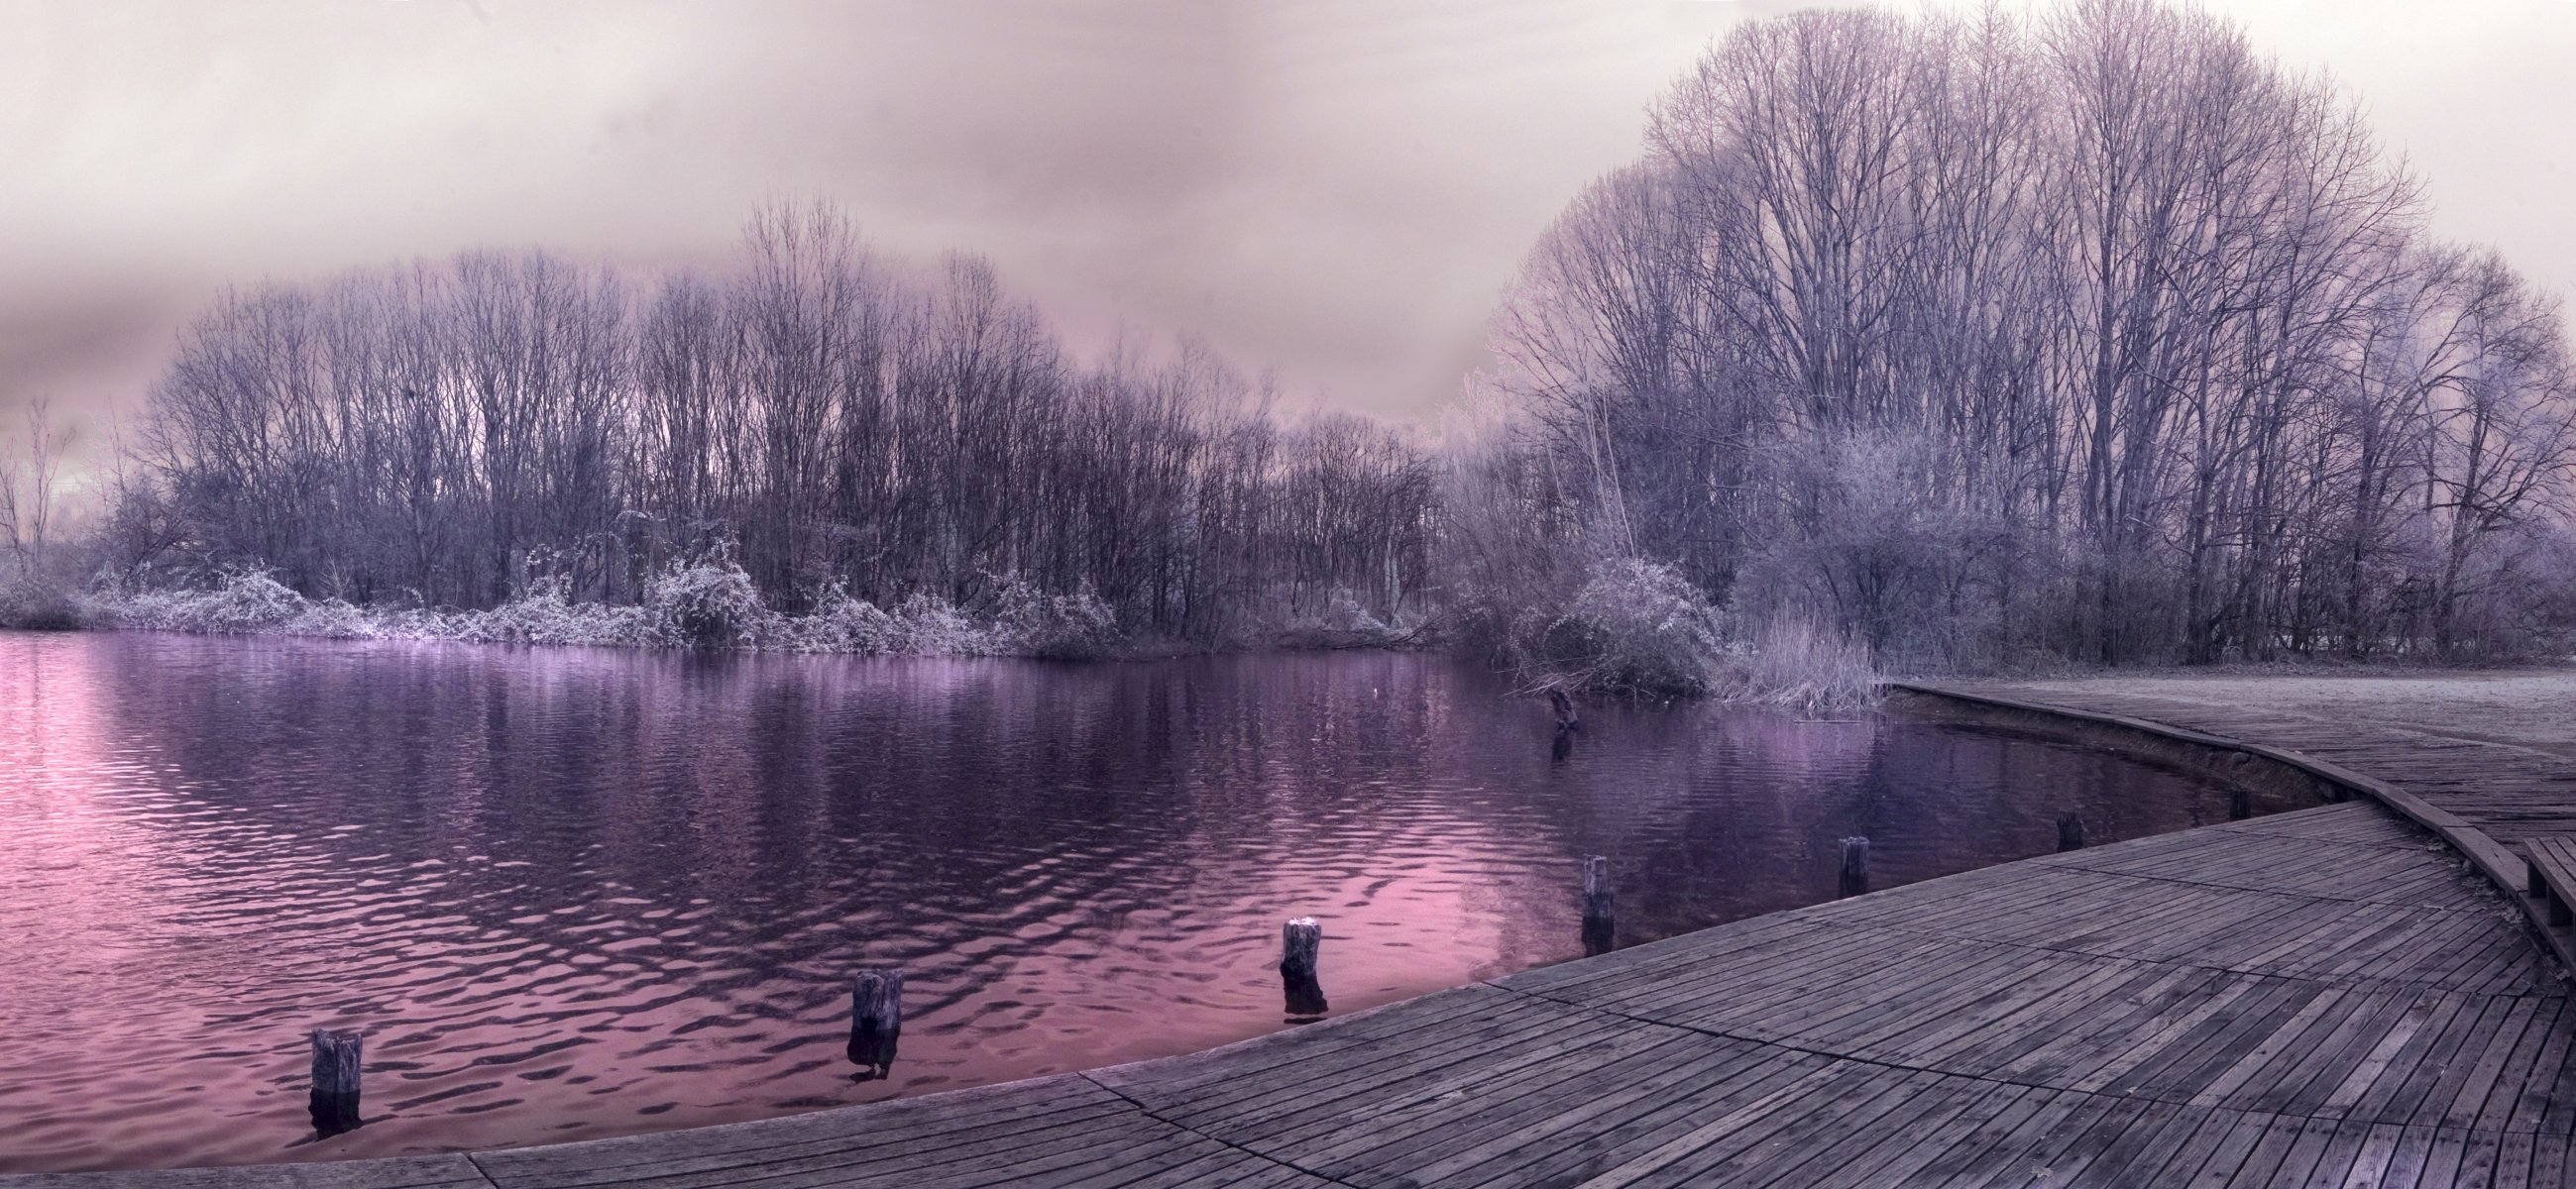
[0, 632, 2287, 1171]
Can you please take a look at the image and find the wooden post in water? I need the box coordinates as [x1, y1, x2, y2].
[2058, 811, 2086, 852]
[1281, 918, 1328, 1018]
[1838, 837, 1870, 899]
[1548, 689, 1580, 732]
[1581, 856, 1616, 956]
[2229, 787, 2253, 821]
[847, 969, 903, 1078]
[309, 1028, 362, 1136]
[1548, 690, 1580, 762]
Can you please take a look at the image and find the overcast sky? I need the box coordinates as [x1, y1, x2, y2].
[4, 0, 2574, 468]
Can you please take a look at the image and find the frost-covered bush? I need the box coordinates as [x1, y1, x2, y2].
[105, 570, 310, 634]
[461, 575, 655, 647]
[1493, 555, 1880, 708]
[646, 554, 772, 648]
[1319, 589, 1390, 634]
[286, 597, 377, 639]
[1518, 557, 1726, 696]
[785, 585, 903, 653]
[1264, 587, 1392, 636]
[883, 593, 987, 655]
[76, 552, 1147, 661]
[990, 576, 1120, 659]
[0, 576, 83, 631]
[194, 572, 307, 632]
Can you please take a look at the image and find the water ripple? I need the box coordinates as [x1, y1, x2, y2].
[0, 632, 2270, 1171]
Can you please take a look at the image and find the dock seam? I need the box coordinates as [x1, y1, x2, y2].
[1074, 1072, 1374, 1188]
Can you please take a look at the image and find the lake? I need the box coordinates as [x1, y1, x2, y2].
[0, 631, 2284, 1171]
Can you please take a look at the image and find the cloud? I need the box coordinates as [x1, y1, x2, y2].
[0, 0, 2569, 477]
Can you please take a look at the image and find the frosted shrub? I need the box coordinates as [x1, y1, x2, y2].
[884, 593, 986, 655]
[463, 576, 654, 647]
[79, 553, 1146, 660]
[646, 555, 772, 648]
[790, 586, 902, 653]
[187, 571, 308, 633]
[0, 576, 82, 631]
[462, 575, 577, 644]
[287, 597, 377, 639]
[91, 571, 305, 634]
[1318, 588, 1389, 634]
[1522, 557, 1725, 696]
[991, 576, 1120, 659]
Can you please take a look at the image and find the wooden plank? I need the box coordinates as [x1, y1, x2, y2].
[470, 1076, 1131, 1187]
[1324, 1033, 1786, 1186]
[0, 1158, 496, 1189]
[1775, 1078, 2028, 1189]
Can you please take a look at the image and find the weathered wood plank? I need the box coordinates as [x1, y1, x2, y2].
[0, 1159, 495, 1189]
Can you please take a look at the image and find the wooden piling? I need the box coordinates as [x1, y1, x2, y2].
[1581, 856, 1616, 956]
[1581, 856, 1615, 921]
[2230, 787, 2253, 821]
[848, 969, 904, 1077]
[1282, 918, 1327, 1017]
[2058, 811, 2086, 851]
[308, 1028, 362, 1136]
[1839, 837, 1869, 899]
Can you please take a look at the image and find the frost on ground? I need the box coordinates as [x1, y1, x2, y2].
[1990, 671, 2576, 759]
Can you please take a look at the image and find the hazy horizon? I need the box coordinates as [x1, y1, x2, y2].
[5, 0, 2574, 470]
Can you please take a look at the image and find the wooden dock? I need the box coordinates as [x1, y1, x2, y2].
[19, 680, 2576, 1188]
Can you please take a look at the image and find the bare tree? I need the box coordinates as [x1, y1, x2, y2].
[1474, 0, 2576, 672]
[115, 203, 1441, 644]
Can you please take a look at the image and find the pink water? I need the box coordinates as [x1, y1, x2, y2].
[0, 632, 2274, 1171]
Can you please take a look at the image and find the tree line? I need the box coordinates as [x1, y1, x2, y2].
[105, 203, 1436, 644]
[1456, 0, 2576, 671]
[38, 0, 2576, 676]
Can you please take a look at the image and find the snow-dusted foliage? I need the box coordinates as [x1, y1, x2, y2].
[1497, 557, 1880, 708]
[0, 575, 82, 631]
[453, 576, 655, 647]
[989, 576, 1120, 659]
[781, 585, 904, 653]
[1513, 558, 1727, 697]
[102, 570, 307, 634]
[78, 559, 1141, 660]
[644, 552, 770, 648]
